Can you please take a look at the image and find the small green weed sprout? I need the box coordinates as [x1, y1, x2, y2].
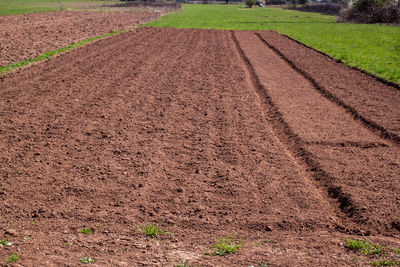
[0, 239, 13, 247]
[370, 260, 397, 266]
[392, 248, 400, 255]
[346, 239, 384, 256]
[138, 223, 169, 238]
[80, 256, 97, 264]
[80, 228, 92, 235]
[210, 235, 242, 256]
[7, 253, 20, 263]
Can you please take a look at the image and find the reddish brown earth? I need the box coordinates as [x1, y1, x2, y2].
[257, 31, 400, 141]
[0, 10, 161, 67]
[0, 27, 399, 266]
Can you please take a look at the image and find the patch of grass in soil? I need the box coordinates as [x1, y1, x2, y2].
[346, 238, 384, 256]
[80, 228, 93, 234]
[345, 239, 400, 266]
[393, 248, 400, 255]
[80, 256, 97, 264]
[7, 253, 20, 263]
[207, 235, 242, 256]
[0, 239, 13, 247]
[138, 222, 170, 238]
[146, 4, 400, 84]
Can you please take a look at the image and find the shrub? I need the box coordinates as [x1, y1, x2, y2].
[265, 0, 287, 4]
[245, 0, 257, 7]
[340, 0, 400, 23]
[297, 0, 309, 5]
[287, 2, 347, 15]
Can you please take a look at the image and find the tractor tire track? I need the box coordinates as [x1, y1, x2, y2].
[233, 30, 400, 234]
[256, 32, 400, 145]
[231, 30, 359, 233]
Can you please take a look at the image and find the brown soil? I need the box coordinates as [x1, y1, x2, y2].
[0, 10, 161, 67]
[257, 31, 400, 140]
[0, 27, 399, 266]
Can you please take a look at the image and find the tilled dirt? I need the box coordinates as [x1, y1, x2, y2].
[0, 10, 161, 67]
[234, 31, 400, 234]
[257, 31, 400, 141]
[0, 27, 399, 266]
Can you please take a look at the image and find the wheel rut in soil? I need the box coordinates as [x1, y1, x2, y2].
[232, 30, 400, 234]
[255, 33, 400, 147]
[231, 31, 354, 233]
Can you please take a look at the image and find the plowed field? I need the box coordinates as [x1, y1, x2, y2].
[0, 27, 399, 266]
[0, 11, 161, 66]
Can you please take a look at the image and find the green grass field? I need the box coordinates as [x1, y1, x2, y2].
[147, 4, 400, 84]
[0, 0, 109, 16]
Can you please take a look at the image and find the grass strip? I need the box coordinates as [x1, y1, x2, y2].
[0, 0, 107, 16]
[0, 30, 123, 76]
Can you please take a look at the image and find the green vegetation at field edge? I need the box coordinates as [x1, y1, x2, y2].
[0, 30, 122, 76]
[0, 0, 112, 16]
[146, 4, 400, 84]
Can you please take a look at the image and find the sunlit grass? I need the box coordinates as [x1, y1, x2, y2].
[0, 0, 112, 16]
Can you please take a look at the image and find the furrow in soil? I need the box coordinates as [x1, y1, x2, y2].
[231, 31, 355, 233]
[233, 30, 400, 235]
[256, 31, 400, 144]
